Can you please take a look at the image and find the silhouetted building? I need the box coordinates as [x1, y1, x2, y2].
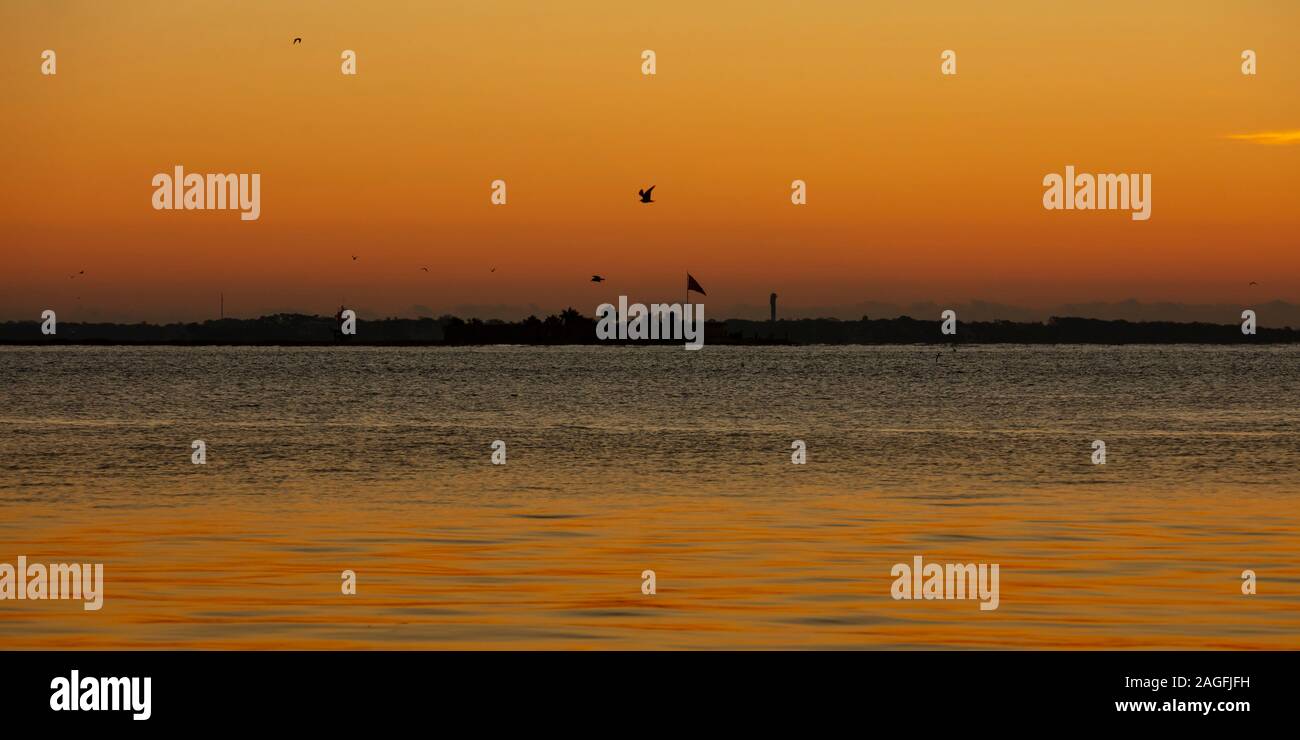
[770, 293, 777, 322]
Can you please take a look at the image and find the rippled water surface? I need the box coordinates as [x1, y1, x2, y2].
[1, 345, 1297, 648]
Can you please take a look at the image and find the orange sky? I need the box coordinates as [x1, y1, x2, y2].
[2, 1, 1298, 321]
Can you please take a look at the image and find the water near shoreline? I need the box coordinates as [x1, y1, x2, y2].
[1, 345, 1297, 648]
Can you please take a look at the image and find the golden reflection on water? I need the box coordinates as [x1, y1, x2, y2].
[2, 485, 1297, 649]
[3, 346, 1299, 648]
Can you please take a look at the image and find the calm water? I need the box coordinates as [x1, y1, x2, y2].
[1, 345, 1298, 648]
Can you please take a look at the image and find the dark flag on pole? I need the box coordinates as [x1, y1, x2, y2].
[686, 273, 707, 296]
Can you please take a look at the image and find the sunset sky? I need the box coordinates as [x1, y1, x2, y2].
[3, 1, 1297, 322]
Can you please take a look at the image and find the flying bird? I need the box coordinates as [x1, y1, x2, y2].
[420, 267, 429, 272]
[591, 275, 606, 283]
[293, 37, 302, 44]
[490, 267, 496, 273]
[638, 186, 655, 203]
[1249, 281, 1258, 286]
[351, 255, 358, 261]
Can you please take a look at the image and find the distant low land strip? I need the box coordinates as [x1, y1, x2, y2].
[3, 312, 1296, 345]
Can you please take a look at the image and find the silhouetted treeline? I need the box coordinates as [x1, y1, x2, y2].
[2, 311, 1296, 345]
[723, 316, 1298, 344]
[0, 314, 444, 344]
[442, 308, 601, 344]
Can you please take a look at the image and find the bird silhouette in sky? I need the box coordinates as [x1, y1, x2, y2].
[293, 37, 302, 44]
[420, 267, 429, 272]
[638, 186, 655, 203]
[351, 255, 358, 261]
[591, 275, 606, 283]
[1250, 281, 1258, 286]
[490, 267, 496, 273]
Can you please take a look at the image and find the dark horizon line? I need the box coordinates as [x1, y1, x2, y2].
[2, 311, 1296, 346]
[6, 296, 1296, 327]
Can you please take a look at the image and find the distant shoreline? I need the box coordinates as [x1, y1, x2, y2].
[2, 312, 1296, 345]
[3, 341, 1297, 347]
